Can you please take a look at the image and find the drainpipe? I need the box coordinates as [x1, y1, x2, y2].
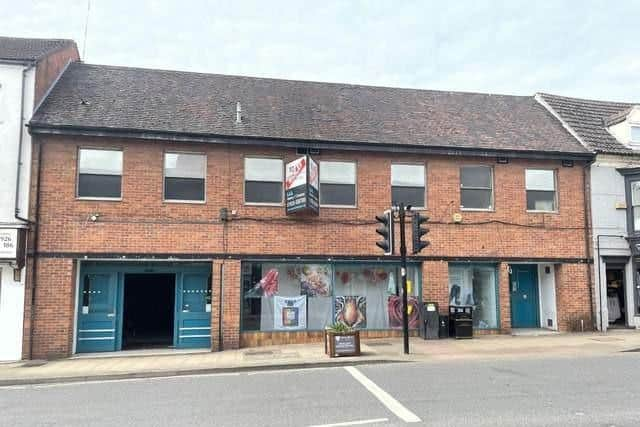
[596, 234, 625, 333]
[582, 160, 595, 330]
[15, 63, 36, 224]
[28, 141, 43, 359]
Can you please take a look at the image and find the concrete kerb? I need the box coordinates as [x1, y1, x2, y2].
[0, 358, 406, 387]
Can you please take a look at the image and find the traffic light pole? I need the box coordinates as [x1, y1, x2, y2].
[398, 203, 410, 355]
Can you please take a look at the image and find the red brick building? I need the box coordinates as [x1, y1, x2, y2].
[25, 63, 594, 359]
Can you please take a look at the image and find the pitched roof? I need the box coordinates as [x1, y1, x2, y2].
[30, 62, 591, 156]
[538, 93, 636, 155]
[0, 36, 76, 62]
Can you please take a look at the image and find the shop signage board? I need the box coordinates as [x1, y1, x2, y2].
[285, 155, 319, 215]
[334, 334, 357, 354]
[0, 228, 26, 266]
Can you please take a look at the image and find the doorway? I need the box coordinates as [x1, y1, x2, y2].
[606, 267, 626, 327]
[122, 274, 175, 350]
[510, 265, 540, 328]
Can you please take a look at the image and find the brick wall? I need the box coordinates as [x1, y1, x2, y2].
[27, 135, 593, 356]
[33, 44, 79, 107]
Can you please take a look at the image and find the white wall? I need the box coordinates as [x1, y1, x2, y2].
[609, 108, 640, 146]
[0, 63, 35, 222]
[0, 63, 35, 361]
[537, 264, 557, 330]
[590, 155, 640, 330]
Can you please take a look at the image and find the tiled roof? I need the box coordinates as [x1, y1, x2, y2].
[0, 36, 76, 62]
[30, 62, 591, 156]
[538, 93, 636, 154]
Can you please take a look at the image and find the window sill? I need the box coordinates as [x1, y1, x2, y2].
[461, 207, 494, 212]
[163, 199, 206, 204]
[244, 202, 284, 207]
[320, 204, 358, 209]
[526, 210, 559, 214]
[76, 197, 122, 202]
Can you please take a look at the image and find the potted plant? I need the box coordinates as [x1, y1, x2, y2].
[325, 322, 361, 358]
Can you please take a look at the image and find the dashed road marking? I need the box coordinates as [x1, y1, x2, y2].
[308, 418, 389, 427]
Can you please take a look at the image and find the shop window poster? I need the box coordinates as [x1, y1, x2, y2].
[388, 295, 420, 329]
[334, 296, 366, 328]
[294, 265, 331, 297]
[246, 268, 279, 297]
[274, 296, 307, 330]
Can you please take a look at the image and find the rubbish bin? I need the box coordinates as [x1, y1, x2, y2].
[438, 315, 449, 338]
[449, 305, 473, 339]
[422, 302, 439, 340]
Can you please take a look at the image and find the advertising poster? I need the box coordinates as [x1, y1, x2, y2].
[299, 265, 331, 297]
[387, 295, 420, 329]
[274, 296, 307, 330]
[334, 296, 366, 328]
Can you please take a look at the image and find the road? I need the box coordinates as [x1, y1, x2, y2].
[1, 353, 639, 426]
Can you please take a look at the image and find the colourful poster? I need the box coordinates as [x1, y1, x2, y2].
[299, 264, 331, 297]
[388, 295, 420, 329]
[274, 296, 307, 330]
[334, 296, 366, 329]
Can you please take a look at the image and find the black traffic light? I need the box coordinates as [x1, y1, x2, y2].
[412, 212, 429, 254]
[375, 209, 394, 255]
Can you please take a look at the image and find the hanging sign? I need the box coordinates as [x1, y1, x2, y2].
[0, 228, 26, 267]
[285, 155, 319, 215]
[274, 296, 307, 330]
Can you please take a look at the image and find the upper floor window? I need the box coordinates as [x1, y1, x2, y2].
[244, 157, 284, 204]
[77, 148, 123, 199]
[631, 126, 640, 144]
[631, 181, 640, 231]
[164, 153, 206, 202]
[320, 161, 356, 206]
[525, 169, 556, 212]
[460, 166, 493, 210]
[391, 164, 426, 208]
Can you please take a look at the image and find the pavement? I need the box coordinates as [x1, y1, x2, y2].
[1, 330, 639, 386]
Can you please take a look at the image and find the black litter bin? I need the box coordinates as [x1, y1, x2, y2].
[422, 302, 439, 340]
[438, 315, 449, 338]
[449, 305, 473, 339]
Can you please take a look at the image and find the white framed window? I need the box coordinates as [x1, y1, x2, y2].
[319, 161, 356, 207]
[631, 125, 640, 144]
[244, 157, 284, 204]
[631, 181, 640, 231]
[77, 148, 123, 199]
[164, 152, 206, 202]
[525, 169, 557, 212]
[391, 164, 426, 208]
[460, 166, 493, 210]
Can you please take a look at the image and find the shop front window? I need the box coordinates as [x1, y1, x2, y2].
[448, 264, 499, 329]
[241, 262, 421, 332]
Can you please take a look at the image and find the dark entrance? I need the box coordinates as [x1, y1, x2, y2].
[606, 267, 626, 327]
[123, 274, 175, 349]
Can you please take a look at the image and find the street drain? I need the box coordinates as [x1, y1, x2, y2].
[244, 350, 277, 356]
[366, 342, 393, 347]
[590, 337, 624, 342]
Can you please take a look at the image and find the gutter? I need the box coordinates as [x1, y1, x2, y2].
[27, 124, 595, 162]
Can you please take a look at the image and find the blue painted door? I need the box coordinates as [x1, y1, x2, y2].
[510, 265, 539, 328]
[77, 272, 120, 352]
[175, 272, 212, 349]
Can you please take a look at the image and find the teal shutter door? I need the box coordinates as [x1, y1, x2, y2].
[175, 272, 212, 349]
[76, 273, 119, 352]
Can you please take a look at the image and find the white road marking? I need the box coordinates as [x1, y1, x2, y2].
[308, 418, 389, 427]
[344, 366, 421, 423]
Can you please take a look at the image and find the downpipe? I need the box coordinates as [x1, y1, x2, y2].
[15, 63, 35, 224]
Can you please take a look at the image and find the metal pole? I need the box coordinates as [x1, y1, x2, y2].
[398, 203, 409, 354]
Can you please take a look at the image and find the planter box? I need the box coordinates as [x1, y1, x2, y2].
[325, 330, 361, 358]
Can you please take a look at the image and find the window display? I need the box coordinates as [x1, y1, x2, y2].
[448, 264, 498, 329]
[241, 262, 421, 332]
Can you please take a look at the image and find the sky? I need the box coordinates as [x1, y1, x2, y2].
[2, 0, 639, 102]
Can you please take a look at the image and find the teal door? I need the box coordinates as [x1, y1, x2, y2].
[77, 272, 120, 352]
[510, 265, 539, 328]
[175, 272, 212, 348]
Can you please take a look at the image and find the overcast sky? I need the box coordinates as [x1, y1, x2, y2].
[3, 0, 639, 101]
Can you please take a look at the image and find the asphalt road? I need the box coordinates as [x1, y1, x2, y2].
[1, 353, 639, 427]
